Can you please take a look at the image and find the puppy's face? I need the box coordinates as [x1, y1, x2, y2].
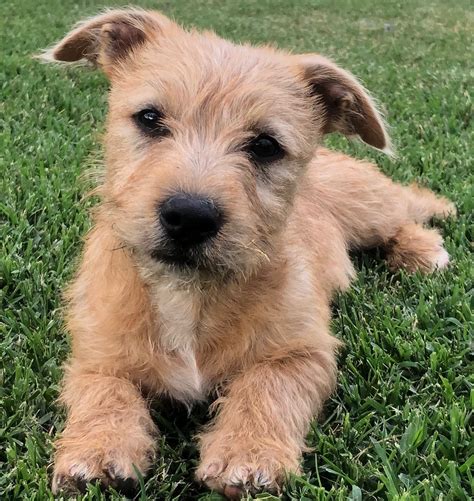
[44, 9, 389, 279]
[104, 36, 317, 279]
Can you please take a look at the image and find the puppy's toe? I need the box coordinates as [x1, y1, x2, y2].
[198, 460, 226, 482]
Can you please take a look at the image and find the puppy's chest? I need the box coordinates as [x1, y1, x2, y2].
[151, 283, 211, 403]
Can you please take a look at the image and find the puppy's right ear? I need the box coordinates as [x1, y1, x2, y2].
[39, 8, 172, 77]
[295, 54, 392, 154]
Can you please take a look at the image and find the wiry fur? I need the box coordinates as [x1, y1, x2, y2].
[41, 9, 455, 499]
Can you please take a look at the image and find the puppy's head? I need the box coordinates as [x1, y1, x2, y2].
[42, 9, 390, 280]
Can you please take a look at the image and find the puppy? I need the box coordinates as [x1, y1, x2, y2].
[40, 8, 455, 499]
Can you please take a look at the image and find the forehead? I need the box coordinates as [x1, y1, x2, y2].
[110, 30, 311, 133]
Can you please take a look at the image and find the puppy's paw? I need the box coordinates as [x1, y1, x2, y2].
[386, 224, 451, 274]
[52, 431, 155, 496]
[197, 444, 299, 499]
[52, 459, 138, 497]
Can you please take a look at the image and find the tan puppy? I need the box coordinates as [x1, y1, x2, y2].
[41, 9, 455, 499]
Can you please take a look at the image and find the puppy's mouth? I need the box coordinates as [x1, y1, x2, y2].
[151, 246, 199, 269]
[150, 241, 215, 272]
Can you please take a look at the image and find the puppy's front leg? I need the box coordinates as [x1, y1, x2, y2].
[52, 367, 157, 495]
[197, 340, 338, 498]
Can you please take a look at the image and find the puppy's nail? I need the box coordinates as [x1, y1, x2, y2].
[104, 462, 116, 479]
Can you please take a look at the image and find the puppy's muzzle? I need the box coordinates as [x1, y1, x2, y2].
[159, 193, 222, 247]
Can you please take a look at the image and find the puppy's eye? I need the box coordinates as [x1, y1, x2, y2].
[245, 134, 284, 163]
[133, 108, 170, 137]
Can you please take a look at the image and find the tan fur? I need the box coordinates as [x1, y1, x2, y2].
[40, 9, 455, 498]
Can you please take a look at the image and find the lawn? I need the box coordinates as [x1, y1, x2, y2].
[1, 0, 472, 499]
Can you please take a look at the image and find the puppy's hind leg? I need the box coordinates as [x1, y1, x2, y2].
[312, 149, 455, 273]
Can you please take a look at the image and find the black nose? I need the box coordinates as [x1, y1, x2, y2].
[159, 194, 222, 245]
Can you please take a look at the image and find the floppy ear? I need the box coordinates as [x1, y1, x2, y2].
[296, 54, 391, 153]
[39, 8, 171, 76]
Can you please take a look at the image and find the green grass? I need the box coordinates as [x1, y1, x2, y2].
[1, 0, 472, 499]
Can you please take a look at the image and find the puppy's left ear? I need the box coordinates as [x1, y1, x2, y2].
[296, 54, 391, 153]
[38, 8, 172, 77]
